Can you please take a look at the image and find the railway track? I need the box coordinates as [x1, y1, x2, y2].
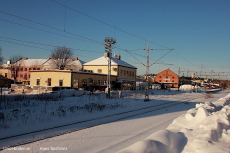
[0, 93, 204, 151]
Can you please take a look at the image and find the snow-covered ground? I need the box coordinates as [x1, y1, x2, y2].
[0, 88, 229, 153]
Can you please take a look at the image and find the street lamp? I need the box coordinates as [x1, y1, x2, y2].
[104, 37, 116, 98]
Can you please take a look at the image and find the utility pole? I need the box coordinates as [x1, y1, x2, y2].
[104, 37, 116, 98]
[144, 44, 150, 101]
[144, 45, 174, 101]
[125, 45, 173, 101]
[178, 67, 180, 91]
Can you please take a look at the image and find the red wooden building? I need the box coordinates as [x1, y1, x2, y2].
[154, 68, 179, 88]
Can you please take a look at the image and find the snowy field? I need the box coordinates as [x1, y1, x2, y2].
[0, 88, 229, 153]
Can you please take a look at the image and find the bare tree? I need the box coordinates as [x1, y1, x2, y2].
[49, 46, 73, 70]
[0, 47, 4, 65]
[8, 55, 24, 84]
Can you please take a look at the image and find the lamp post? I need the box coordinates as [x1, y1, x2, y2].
[104, 37, 116, 98]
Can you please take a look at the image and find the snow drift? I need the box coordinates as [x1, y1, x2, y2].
[118, 93, 230, 153]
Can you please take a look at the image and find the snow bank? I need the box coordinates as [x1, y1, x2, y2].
[179, 84, 194, 91]
[180, 84, 200, 91]
[118, 93, 230, 153]
[117, 130, 187, 153]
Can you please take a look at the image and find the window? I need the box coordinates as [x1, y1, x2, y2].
[113, 67, 117, 71]
[47, 78, 51, 86]
[24, 74, 27, 79]
[4, 73, 7, 77]
[59, 80, 63, 86]
[172, 77, 174, 79]
[29, 68, 31, 71]
[36, 79, 40, 85]
[24, 68, 27, 71]
[73, 79, 79, 88]
[98, 69, 102, 73]
[37, 68, 40, 70]
[132, 71, 134, 77]
[20, 68, 23, 71]
[20, 74, 23, 78]
[124, 71, 126, 76]
[120, 70, 123, 76]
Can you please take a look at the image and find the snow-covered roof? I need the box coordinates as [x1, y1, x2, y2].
[83, 56, 137, 69]
[67, 59, 86, 66]
[5, 58, 85, 67]
[20, 59, 50, 66]
[43, 59, 85, 66]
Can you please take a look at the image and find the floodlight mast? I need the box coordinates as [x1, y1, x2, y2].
[104, 37, 116, 98]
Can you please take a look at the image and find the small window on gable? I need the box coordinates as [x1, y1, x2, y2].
[98, 69, 102, 73]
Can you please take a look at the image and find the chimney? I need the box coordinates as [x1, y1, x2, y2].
[115, 55, 121, 60]
[24, 58, 28, 60]
[7, 60, 11, 64]
[73, 57, 78, 61]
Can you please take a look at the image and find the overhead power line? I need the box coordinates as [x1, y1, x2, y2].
[50, 0, 170, 49]
[0, 10, 103, 45]
[0, 9, 198, 74]
[0, 36, 103, 53]
[0, 18, 98, 45]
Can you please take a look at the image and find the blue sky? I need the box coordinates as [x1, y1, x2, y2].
[0, 0, 230, 78]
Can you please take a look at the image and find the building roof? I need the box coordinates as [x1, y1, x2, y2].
[20, 59, 50, 66]
[40, 59, 85, 67]
[83, 56, 137, 69]
[3, 58, 85, 67]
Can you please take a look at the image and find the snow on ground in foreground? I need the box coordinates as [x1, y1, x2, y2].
[117, 92, 230, 153]
[1, 89, 230, 153]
